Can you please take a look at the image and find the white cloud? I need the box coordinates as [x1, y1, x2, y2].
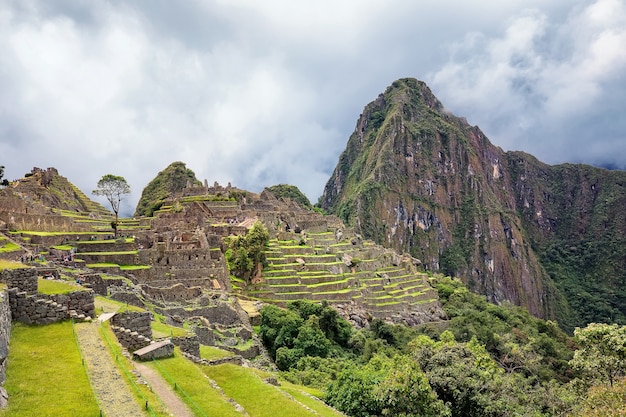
[430, 0, 626, 167]
[0, 0, 624, 217]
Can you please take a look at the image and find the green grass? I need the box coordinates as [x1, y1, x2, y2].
[0, 322, 100, 417]
[120, 265, 151, 270]
[94, 296, 145, 314]
[37, 278, 85, 295]
[85, 263, 119, 268]
[200, 345, 235, 360]
[278, 380, 344, 417]
[203, 364, 319, 417]
[0, 240, 20, 253]
[151, 321, 190, 338]
[148, 350, 242, 417]
[0, 260, 26, 270]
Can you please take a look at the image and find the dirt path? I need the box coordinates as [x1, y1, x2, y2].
[75, 321, 148, 417]
[134, 361, 195, 417]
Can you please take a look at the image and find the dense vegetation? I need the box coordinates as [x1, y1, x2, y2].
[265, 184, 312, 209]
[259, 276, 626, 416]
[134, 161, 201, 217]
[225, 221, 270, 281]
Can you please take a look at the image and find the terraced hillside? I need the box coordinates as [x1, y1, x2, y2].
[243, 229, 443, 326]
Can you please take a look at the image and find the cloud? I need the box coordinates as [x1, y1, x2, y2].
[0, 0, 624, 217]
[430, 0, 626, 168]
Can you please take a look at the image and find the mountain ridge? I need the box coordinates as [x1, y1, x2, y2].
[321, 78, 626, 329]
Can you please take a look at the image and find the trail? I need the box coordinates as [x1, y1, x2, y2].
[75, 321, 148, 417]
[134, 361, 195, 417]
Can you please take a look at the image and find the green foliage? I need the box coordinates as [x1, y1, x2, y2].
[224, 221, 269, 281]
[260, 300, 354, 371]
[570, 323, 626, 387]
[265, 184, 312, 209]
[325, 354, 449, 417]
[134, 161, 201, 217]
[431, 275, 574, 383]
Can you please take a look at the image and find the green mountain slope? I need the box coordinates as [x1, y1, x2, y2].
[321, 78, 626, 330]
[134, 161, 201, 217]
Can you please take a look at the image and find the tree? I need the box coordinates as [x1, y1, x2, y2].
[225, 220, 269, 281]
[570, 323, 626, 387]
[92, 174, 130, 236]
[0, 165, 8, 187]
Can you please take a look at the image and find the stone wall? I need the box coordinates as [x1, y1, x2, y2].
[0, 268, 37, 294]
[110, 312, 152, 339]
[75, 241, 137, 253]
[110, 325, 152, 352]
[172, 335, 200, 358]
[0, 290, 11, 408]
[182, 350, 243, 366]
[141, 284, 202, 302]
[8, 289, 95, 324]
[0, 213, 92, 233]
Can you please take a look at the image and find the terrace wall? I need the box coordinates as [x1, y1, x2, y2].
[0, 290, 11, 407]
[8, 289, 95, 324]
[0, 268, 37, 294]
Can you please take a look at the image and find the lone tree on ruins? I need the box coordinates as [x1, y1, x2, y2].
[93, 174, 131, 236]
[0, 165, 9, 187]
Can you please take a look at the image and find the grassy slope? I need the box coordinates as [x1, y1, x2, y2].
[0, 322, 100, 417]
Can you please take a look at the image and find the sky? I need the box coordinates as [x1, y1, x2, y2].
[1, 0, 625, 216]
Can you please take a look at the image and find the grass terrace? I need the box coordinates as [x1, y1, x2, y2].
[94, 296, 146, 314]
[38, 278, 85, 295]
[148, 349, 243, 417]
[0, 260, 25, 270]
[0, 322, 100, 417]
[151, 321, 190, 338]
[0, 238, 20, 254]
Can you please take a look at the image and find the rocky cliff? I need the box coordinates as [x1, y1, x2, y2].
[321, 78, 626, 329]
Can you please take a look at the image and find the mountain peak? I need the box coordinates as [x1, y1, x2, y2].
[322, 79, 626, 329]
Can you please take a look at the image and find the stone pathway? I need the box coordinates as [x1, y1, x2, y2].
[74, 321, 148, 417]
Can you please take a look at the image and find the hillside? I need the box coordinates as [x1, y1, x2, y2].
[134, 161, 202, 217]
[321, 78, 626, 330]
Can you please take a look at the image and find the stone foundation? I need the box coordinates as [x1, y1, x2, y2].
[110, 311, 152, 339]
[0, 268, 37, 294]
[111, 325, 152, 352]
[8, 289, 95, 325]
[172, 335, 200, 358]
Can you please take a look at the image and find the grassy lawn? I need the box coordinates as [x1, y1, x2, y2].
[120, 265, 151, 270]
[151, 321, 190, 338]
[0, 240, 20, 253]
[200, 345, 235, 360]
[278, 380, 344, 417]
[0, 260, 26, 270]
[37, 278, 85, 295]
[148, 350, 242, 417]
[203, 364, 318, 417]
[0, 322, 100, 417]
[94, 296, 145, 314]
